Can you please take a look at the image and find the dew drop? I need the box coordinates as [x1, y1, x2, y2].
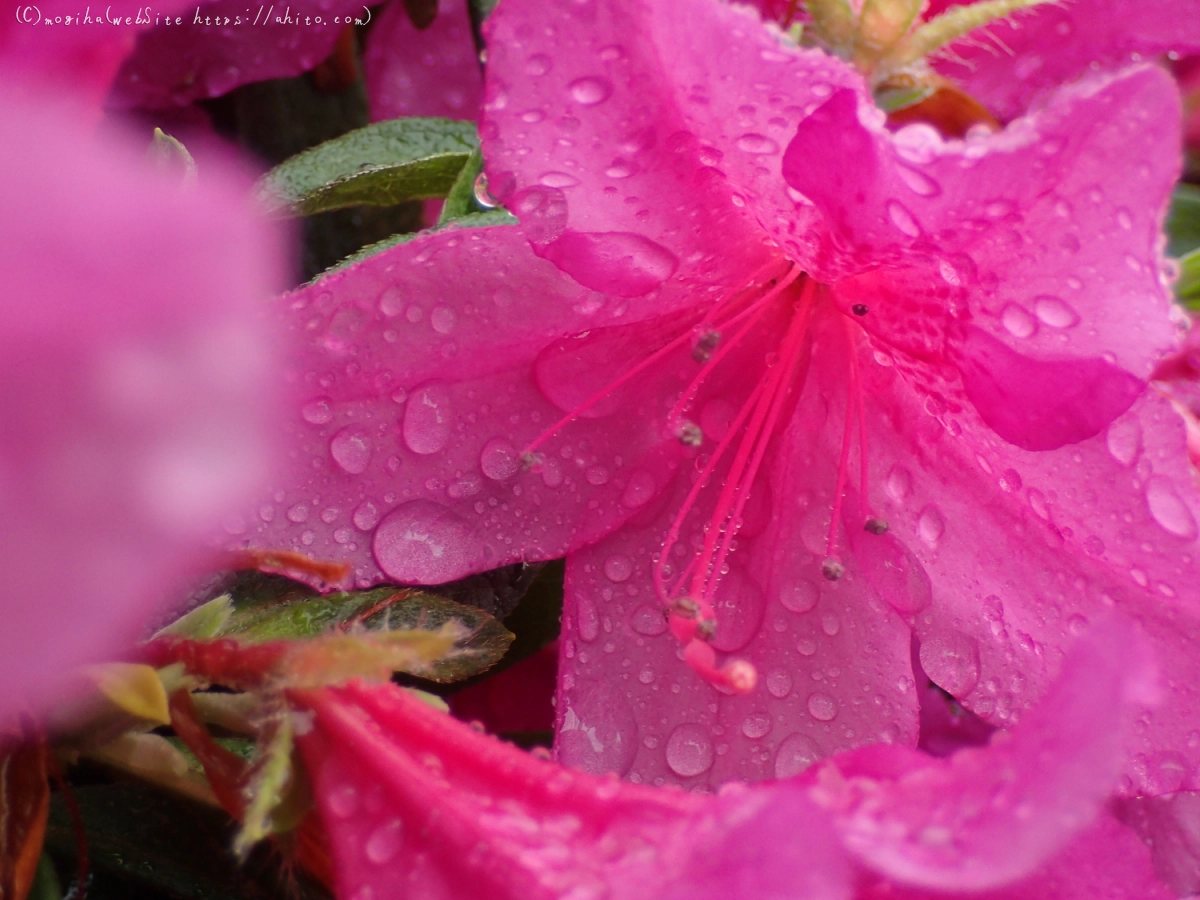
[302, 397, 334, 425]
[352, 500, 380, 532]
[330, 426, 372, 474]
[287, 503, 309, 523]
[1106, 416, 1141, 466]
[917, 506, 944, 545]
[372, 501, 480, 584]
[1033, 295, 1080, 328]
[568, 76, 613, 106]
[806, 693, 837, 721]
[665, 723, 714, 777]
[919, 630, 980, 696]
[525, 53, 552, 75]
[378, 287, 404, 317]
[774, 732, 821, 778]
[780, 577, 819, 614]
[620, 471, 655, 508]
[710, 568, 766, 652]
[364, 819, 403, 865]
[886, 465, 912, 501]
[896, 165, 940, 197]
[576, 594, 600, 643]
[402, 381, 453, 455]
[741, 713, 772, 739]
[886, 200, 921, 238]
[603, 554, 633, 582]
[735, 133, 779, 155]
[480, 438, 520, 480]
[430, 306, 457, 334]
[1145, 477, 1198, 539]
[629, 604, 668, 636]
[1001, 303, 1036, 338]
[766, 670, 793, 698]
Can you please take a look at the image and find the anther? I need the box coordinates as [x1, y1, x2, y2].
[864, 517, 889, 535]
[821, 558, 845, 581]
[695, 617, 717, 641]
[677, 421, 703, 447]
[692, 330, 722, 363]
[671, 597, 700, 618]
[851, 304, 868, 316]
[519, 451, 544, 471]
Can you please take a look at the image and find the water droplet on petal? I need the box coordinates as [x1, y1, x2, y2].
[1106, 416, 1141, 466]
[741, 713, 771, 739]
[538, 230, 678, 298]
[621, 471, 655, 508]
[1033, 295, 1080, 328]
[330, 426, 372, 474]
[402, 382, 453, 455]
[774, 732, 821, 777]
[735, 133, 779, 155]
[919, 629, 980, 696]
[1001, 303, 1037, 338]
[1145, 477, 1198, 539]
[558, 687, 638, 776]
[806, 693, 837, 721]
[568, 76, 613, 106]
[603, 554, 633, 582]
[378, 287, 404, 317]
[917, 506, 944, 545]
[886, 465, 912, 501]
[430, 306, 457, 334]
[896, 165, 941, 197]
[665, 723, 713, 776]
[352, 500, 380, 531]
[525, 53, 552, 76]
[364, 819, 403, 864]
[766, 670, 793, 698]
[780, 577, 819, 614]
[302, 397, 333, 425]
[886, 200, 921, 238]
[327, 783, 359, 818]
[710, 568, 766, 652]
[480, 437, 520, 480]
[372, 501, 480, 583]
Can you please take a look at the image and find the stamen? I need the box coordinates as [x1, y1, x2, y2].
[852, 303, 869, 316]
[824, 313, 860, 569]
[692, 330, 721, 363]
[821, 559, 846, 581]
[864, 517, 890, 535]
[677, 421, 703, 447]
[683, 640, 757, 694]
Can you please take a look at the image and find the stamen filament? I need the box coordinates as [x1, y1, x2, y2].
[824, 313, 861, 569]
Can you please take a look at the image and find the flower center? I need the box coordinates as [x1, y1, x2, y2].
[522, 263, 887, 694]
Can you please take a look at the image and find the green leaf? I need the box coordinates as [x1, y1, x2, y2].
[438, 146, 486, 223]
[313, 207, 517, 280]
[28, 854, 61, 900]
[235, 705, 302, 857]
[255, 118, 480, 217]
[1177, 247, 1200, 310]
[154, 594, 234, 640]
[1167, 183, 1200, 259]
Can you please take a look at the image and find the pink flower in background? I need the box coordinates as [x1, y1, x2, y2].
[0, 89, 285, 720]
[292, 619, 1167, 898]
[235, 0, 1200, 796]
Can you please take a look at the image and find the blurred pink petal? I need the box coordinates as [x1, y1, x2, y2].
[110, 0, 368, 109]
[363, 0, 482, 122]
[0, 90, 284, 720]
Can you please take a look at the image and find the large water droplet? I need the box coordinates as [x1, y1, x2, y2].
[1001, 304, 1036, 338]
[568, 76, 613, 106]
[538, 230, 679, 298]
[896, 165, 940, 197]
[886, 200, 921, 238]
[629, 604, 668, 636]
[330, 426, 372, 474]
[603, 554, 633, 582]
[917, 506, 944, 545]
[302, 397, 333, 425]
[919, 629, 980, 696]
[480, 437, 520, 480]
[558, 686, 638, 776]
[665, 723, 714, 777]
[1106, 416, 1141, 466]
[430, 306, 457, 334]
[372, 501, 480, 584]
[766, 670, 793, 698]
[1033, 295, 1080, 328]
[1145, 477, 1198, 539]
[735, 133, 779, 155]
[576, 594, 600, 642]
[352, 500, 380, 531]
[780, 577, 819, 614]
[854, 532, 932, 615]
[710, 568, 766, 652]
[774, 732, 821, 778]
[886, 465, 912, 501]
[364, 819, 403, 865]
[378, 287, 404, 317]
[402, 382, 453, 455]
[806, 693, 837, 721]
[741, 713, 772, 739]
[621, 471, 655, 508]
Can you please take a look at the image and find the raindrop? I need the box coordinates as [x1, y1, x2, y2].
[402, 381, 453, 455]
[302, 397, 333, 425]
[917, 506, 944, 545]
[364, 819, 403, 865]
[568, 76, 613, 106]
[480, 438, 520, 480]
[1033, 295, 1080, 328]
[806, 693, 837, 721]
[330, 426, 372, 474]
[766, 670, 793, 698]
[629, 605, 668, 636]
[1145, 477, 1198, 539]
[886, 465, 912, 501]
[430, 307, 457, 334]
[735, 133, 779, 155]
[525, 53, 552, 76]
[287, 503, 309, 523]
[378, 287, 404, 317]
[352, 500, 379, 532]
[372, 501, 480, 583]
[1000, 303, 1036, 338]
[621, 471, 655, 508]
[576, 595, 600, 642]
[1106, 416, 1141, 466]
[603, 554, 633, 582]
[774, 733, 821, 777]
[886, 200, 921, 238]
[473, 173, 498, 208]
[741, 713, 772, 739]
[780, 577, 819, 614]
[665, 723, 714, 777]
[896, 165, 940, 197]
[919, 630, 980, 696]
[327, 783, 359, 818]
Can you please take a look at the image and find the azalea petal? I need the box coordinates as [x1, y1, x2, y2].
[556, 310, 919, 783]
[363, 0, 483, 122]
[820, 618, 1154, 890]
[926, 0, 1200, 120]
[1, 92, 283, 718]
[231, 224, 695, 588]
[111, 0, 366, 109]
[480, 0, 774, 305]
[294, 680, 712, 900]
[1115, 789, 1200, 896]
[783, 65, 1180, 379]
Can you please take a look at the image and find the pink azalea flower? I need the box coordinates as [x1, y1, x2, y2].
[238, 0, 1199, 793]
[0, 88, 285, 720]
[363, 0, 483, 123]
[291, 619, 1168, 898]
[109, 0, 369, 110]
[921, 0, 1200, 120]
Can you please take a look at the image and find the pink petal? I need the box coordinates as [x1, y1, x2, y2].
[1, 92, 284, 718]
[229, 224, 694, 588]
[817, 618, 1155, 890]
[556, 310, 919, 783]
[364, 0, 483, 122]
[927, 0, 1200, 120]
[480, 0, 774, 304]
[1116, 790, 1200, 896]
[110, 0, 367, 109]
